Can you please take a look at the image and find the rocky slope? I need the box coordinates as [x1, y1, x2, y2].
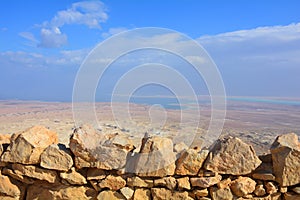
[0, 125, 299, 199]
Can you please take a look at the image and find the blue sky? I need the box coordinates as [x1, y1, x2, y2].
[1, 0, 300, 101]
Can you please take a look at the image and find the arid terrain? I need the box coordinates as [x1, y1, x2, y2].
[0, 98, 299, 154]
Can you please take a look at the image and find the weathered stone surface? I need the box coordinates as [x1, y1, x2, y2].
[284, 192, 300, 200]
[1, 126, 58, 164]
[204, 137, 261, 175]
[175, 149, 209, 176]
[12, 163, 58, 183]
[254, 184, 266, 197]
[173, 142, 188, 155]
[217, 178, 231, 189]
[154, 177, 177, 190]
[0, 174, 21, 198]
[97, 190, 125, 200]
[292, 187, 300, 194]
[190, 174, 222, 188]
[27, 184, 97, 200]
[60, 167, 87, 185]
[120, 187, 134, 200]
[86, 168, 106, 180]
[151, 188, 192, 200]
[127, 176, 153, 188]
[177, 177, 191, 190]
[209, 187, 233, 200]
[194, 189, 209, 197]
[134, 188, 151, 200]
[2, 167, 35, 184]
[99, 175, 126, 191]
[230, 176, 256, 197]
[69, 124, 130, 170]
[265, 182, 277, 194]
[40, 144, 73, 171]
[252, 172, 276, 181]
[271, 133, 300, 186]
[130, 136, 176, 177]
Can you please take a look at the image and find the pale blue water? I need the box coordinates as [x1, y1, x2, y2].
[228, 97, 300, 106]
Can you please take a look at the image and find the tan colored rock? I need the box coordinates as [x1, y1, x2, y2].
[265, 182, 277, 194]
[252, 172, 276, 181]
[217, 178, 231, 189]
[1, 126, 58, 164]
[0, 174, 21, 198]
[204, 137, 261, 175]
[230, 176, 256, 197]
[254, 184, 266, 197]
[12, 163, 58, 183]
[177, 177, 191, 190]
[40, 144, 73, 171]
[86, 168, 106, 180]
[111, 133, 135, 151]
[27, 184, 96, 200]
[60, 167, 87, 185]
[280, 186, 288, 193]
[284, 192, 300, 200]
[194, 188, 209, 197]
[154, 177, 177, 190]
[127, 176, 154, 188]
[151, 188, 192, 200]
[131, 136, 176, 177]
[69, 124, 130, 170]
[97, 190, 125, 200]
[271, 133, 300, 186]
[99, 175, 126, 191]
[198, 169, 217, 177]
[0, 134, 11, 144]
[134, 188, 151, 200]
[2, 167, 35, 184]
[190, 174, 222, 188]
[174, 142, 188, 154]
[120, 187, 134, 200]
[292, 187, 300, 194]
[209, 187, 233, 200]
[175, 149, 209, 176]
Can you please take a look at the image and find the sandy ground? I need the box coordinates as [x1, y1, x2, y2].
[0, 99, 299, 155]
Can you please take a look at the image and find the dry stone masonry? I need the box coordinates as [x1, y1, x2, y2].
[0, 125, 299, 199]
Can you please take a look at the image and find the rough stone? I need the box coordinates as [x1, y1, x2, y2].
[230, 176, 256, 197]
[217, 178, 231, 189]
[130, 136, 176, 177]
[292, 187, 300, 194]
[209, 187, 233, 200]
[254, 184, 266, 196]
[177, 177, 191, 190]
[154, 177, 177, 190]
[284, 192, 300, 200]
[175, 149, 209, 176]
[69, 124, 130, 170]
[204, 137, 261, 175]
[0, 174, 21, 198]
[60, 167, 87, 185]
[151, 188, 192, 200]
[99, 175, 126, 191]
[40, 144, 73, 171]
[97, 190, 125, 200]
[265, 182, 277, 194]
[2, 167, 35, 184]
[86, 168, 106, 180]
[120, 187, 134, 200]
[271, 133, 300, 186]
[194, 188, 209, 197]
[127, 176, 154, 188]
[27, 184, 97, 200]
[1, 126, 58, 164]
[12, 163, 58, 183]
[134, 188, 151, 200]
[252, 172, 276, 181]
[190, 174, 222, 188]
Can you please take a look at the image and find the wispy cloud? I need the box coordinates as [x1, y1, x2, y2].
[101, 27, 128, 38]
[21, 1, 108, 48]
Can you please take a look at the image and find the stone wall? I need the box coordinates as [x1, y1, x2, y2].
[0, 125, 299, 200]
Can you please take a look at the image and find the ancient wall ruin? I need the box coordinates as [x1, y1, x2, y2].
[0, 125, 299, 200]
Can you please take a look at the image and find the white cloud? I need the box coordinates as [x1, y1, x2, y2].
[1, 27, 8, 32]
[37, 0, 107, 48]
